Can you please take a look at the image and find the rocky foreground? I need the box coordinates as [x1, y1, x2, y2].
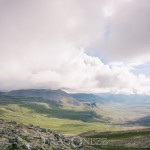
[0, 119, 87, 150]
[2, 118, 150, 150]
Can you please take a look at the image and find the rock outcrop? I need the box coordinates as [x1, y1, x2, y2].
[0, 119, 85, 150]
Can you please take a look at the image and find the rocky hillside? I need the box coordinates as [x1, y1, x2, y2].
[0, 119, 86, 150]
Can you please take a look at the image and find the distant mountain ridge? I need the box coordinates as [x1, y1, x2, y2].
[0, 92, 5, 95]
[4, 89, 81, 106]
[1, 89, 150, 106]
[97, 93, 150, 105]
[71, 93, 105, 104]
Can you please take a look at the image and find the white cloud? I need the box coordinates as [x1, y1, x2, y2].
[101, 0, 150, 61]
[0, 0, 150, 94]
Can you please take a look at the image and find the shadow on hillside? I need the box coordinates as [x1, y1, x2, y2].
[125, 115, 150, 127]
[0, 95, 105, 122]
[21, 102, 103, 122]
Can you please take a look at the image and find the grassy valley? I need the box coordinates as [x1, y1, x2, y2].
[0, 89, 150, 149]
[0, 94, 121, 135]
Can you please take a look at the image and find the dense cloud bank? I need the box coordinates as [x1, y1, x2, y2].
[0, 0, 150, 94]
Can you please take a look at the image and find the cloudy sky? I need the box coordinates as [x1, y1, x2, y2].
[0, 0, 150, 94]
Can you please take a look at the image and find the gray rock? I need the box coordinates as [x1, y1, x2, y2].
[9, 120, 17, 124]
[9, 137, 18, 143]
[45, 138, 52, 145]
[39, 128, 47, 132]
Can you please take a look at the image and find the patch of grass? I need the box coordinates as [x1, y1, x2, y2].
[93, 145, 148, 150]
[20, 135, 31, 142]
[21, 102, 100, 122]
[83, 129, 150, 140]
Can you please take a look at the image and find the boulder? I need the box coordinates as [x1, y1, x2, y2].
[9, 137, 18, 143]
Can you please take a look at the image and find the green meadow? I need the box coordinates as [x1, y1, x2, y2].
[0, 96, 122, 135]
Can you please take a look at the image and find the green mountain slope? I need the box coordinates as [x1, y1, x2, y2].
[6, 89, 80, 106]
[0, 94, 119, 135]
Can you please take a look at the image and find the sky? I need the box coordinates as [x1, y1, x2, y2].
[0, 0, 150, 94]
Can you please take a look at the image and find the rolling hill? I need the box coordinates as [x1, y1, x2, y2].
[0, 89, 114, 134]
[0, 89, 150, 135]
[4, 89, 81, 106]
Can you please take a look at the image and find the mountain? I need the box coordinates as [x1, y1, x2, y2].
[4, 90, 150, 106]
[0, 92, 5, 95]
[97, 93, 150, 105]
[1, 89, 150, 134]
[0, 90, 102, 126]
[71, 93, 105, 104]
[5, 89, 80, 106]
